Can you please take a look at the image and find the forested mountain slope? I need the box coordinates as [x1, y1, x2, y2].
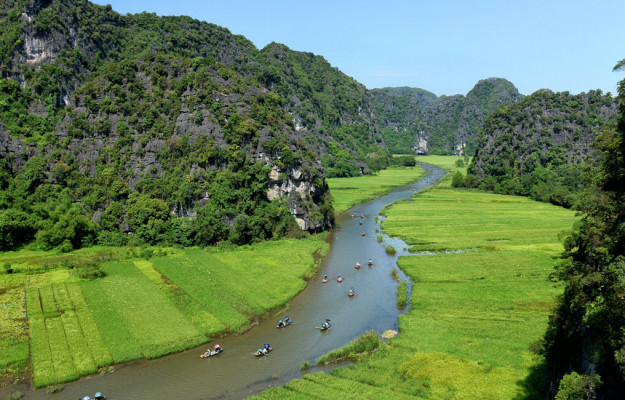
[543, 62, 625, 399]
[0, 0, 389, 251]
[372, 78, 523, 155]
[467, 89, 617, 207]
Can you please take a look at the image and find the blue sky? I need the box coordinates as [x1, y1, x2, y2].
[92, 0, 625, 97]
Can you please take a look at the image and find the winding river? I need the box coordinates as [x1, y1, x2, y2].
[11, 164, 444, 400]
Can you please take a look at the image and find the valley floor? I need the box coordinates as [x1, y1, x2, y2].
[253, 157, 577, 399]
[0, 239, 328, 388]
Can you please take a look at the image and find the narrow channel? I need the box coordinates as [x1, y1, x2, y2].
[21, 164, 445, 400]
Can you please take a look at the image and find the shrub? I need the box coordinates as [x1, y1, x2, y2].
[316, 331, 381, 364]
[3, 262, 13, 274]
[300, 361, 311, 370]
[555, 372, 601, 400]
[451, 171, 464, 187]
[75, 265, 106, 279]
[57, 240, 73, 253]
[139, 248, 154, 260]
[385, 246, 396, 255]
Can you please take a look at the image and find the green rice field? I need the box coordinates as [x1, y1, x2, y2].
[414, 155, 467, 187]
[327, 164, 425, 214]
[1, 237, 327, 387]
[254, 159, 578, 399]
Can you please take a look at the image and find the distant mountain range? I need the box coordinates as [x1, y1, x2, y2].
[371, 78, 524, 155]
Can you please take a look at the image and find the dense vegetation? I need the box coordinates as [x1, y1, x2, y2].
[0, 0, 392, 253]
[372, 78, 523, 155]
[0, 238, 327, 387]
[466, 89, 617, 208]
[542, 63, 625, 398]
[256, 159, 577, 399]
[259, 43, 391, 177]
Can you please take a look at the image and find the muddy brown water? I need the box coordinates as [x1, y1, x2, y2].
[5, 164, 444, 400]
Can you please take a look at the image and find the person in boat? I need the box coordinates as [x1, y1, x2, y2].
[94, 393, 105, 400]
[263, 343, 272, 353]
[277, 319, 284, 327]
[368, 258, 373, 265]
[214, 344, 222, 354]
[257, 348, 264, 356]
[337, 273, 342, 282]
[321, 319, 331, 329]
[284, 316, 291, 325]
[348, 287, 355, 296]
[322, 274, 328, 282]
[361, 231, 366, 236]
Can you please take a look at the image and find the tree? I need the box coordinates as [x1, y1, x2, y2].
[191, 204, 228, 245]
[543, 61, 625, 398]
[451, 171, 464, 187]
[125, 194, 170, 244]
[0, 209, 36, 250]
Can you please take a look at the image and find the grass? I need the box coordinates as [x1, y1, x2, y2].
[1, 237, 327, 387]
[415, 155, 468, 187]
[327, 164, 425, 214]
[391, 268, 400, 281]
[316, 331, 382, 365]
[82, 262, 206, 359]
[382, 190, 576, 254]
[254, 157, 578, 400]
[152, 238, 328, 332]
[396, 281, 408, 307]
[0, 274, 29, 375]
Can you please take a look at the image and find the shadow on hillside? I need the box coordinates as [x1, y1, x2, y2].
[514, 357, 549, 400]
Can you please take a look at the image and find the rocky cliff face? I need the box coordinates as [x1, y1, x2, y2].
[470, 89, 618, 181]
[465, 89, 617, 208]
[2, 0, 397, 248]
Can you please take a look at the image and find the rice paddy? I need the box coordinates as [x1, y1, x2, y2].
[0, 237, 327, 387]
[327, 164, 425, 214]
[254, 157, 578, 400]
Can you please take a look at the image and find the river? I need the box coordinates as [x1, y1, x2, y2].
[7, 163, 444, 400]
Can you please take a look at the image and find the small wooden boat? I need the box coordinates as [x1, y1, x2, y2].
[256, 346, 272, 356]
[201, 345, 223, 358]
[276, 318, 292, 328]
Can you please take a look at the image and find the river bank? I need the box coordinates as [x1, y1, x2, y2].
[1, 163, 440, 400]
[254, 158, 578, 399]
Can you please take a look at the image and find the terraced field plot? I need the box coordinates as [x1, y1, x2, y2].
[8, 237, 326, 387]
[152, 238, 326, 332]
